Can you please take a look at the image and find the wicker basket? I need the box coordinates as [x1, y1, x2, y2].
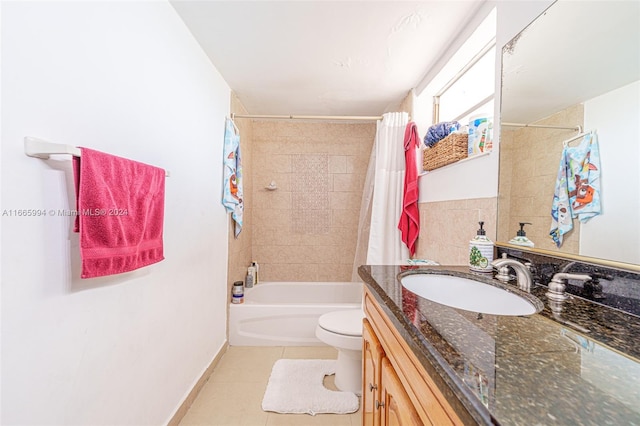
[422, 133, 468, 171]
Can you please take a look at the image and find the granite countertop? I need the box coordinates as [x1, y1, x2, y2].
[359, 265, 640, 426]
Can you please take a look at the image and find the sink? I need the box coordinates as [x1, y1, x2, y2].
[401, 274, 541, 316]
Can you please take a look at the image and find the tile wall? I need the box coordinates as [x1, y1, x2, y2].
[498, 104, 584, 254]
[415, 197, 497, 266]
[226, 89, 494, 278]
[251, 121, 375, 282]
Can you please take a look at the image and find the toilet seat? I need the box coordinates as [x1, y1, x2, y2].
[318, 309, 364, 336]
[316, 309, 365, 393]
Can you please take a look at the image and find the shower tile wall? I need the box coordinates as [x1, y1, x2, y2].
[498, 104, 583, 254]
[252, 121, 375, 282]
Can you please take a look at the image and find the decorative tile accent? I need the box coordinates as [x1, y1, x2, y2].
[291, 154, 330, 234]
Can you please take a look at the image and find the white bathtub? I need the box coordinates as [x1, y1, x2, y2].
[229, 281, 363, 346]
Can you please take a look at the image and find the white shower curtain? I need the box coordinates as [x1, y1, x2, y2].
[352, 112, 410, 279]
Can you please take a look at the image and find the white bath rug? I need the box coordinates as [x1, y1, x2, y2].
[261, 359, 359, 416]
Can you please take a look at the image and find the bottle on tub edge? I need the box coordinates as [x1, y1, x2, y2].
[469, 221, 494, 273]
[251, 261, 259, 285]
[245, 266, 255, 289]
[232, 281, 244, 304]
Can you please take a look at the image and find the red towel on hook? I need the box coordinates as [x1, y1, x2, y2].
[398, 122, 420, 256]
[73, 148, 166, 279]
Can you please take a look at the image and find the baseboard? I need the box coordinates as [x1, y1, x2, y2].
[167, 341, 229, 426]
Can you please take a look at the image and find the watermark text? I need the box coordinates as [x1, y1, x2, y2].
[2, 208, 129, 217]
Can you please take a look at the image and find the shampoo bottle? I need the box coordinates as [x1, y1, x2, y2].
[251, 261, 259, 285]
[509, 222, 535, 247]
[469, 221, 494, 273]
[245, 266, 255, 289]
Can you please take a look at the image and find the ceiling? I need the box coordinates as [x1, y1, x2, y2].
[170, 1, 485, 116]
[501, 0, 640, 124]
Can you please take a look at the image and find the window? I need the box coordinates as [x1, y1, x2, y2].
[414, 8, 497, 137]
[436, 43, 495, 124]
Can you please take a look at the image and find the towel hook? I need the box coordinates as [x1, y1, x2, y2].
[562, 127, 591, 148]
[228, 115, 240, 134]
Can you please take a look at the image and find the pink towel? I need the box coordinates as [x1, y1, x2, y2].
[73, 148, 165, 279]
[398, 122, 420, 256]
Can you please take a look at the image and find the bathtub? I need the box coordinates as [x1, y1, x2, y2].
[229, 281, 363, 346]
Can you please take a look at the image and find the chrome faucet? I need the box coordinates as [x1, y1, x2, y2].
[547, 272, 591, 302]
[558, 262, 614, 300]
[491, 257, 534, 292]
[546, 273, 592, 333]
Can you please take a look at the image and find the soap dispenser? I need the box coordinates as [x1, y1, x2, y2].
[509, 222, 535, 247]
[469, 221, 494, 273]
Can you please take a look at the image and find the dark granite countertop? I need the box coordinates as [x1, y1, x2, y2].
[359, 265, 640, 426]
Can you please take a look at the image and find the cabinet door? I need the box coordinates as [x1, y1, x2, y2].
[363, 319, 384, 426]
[380, 358, 426, 426]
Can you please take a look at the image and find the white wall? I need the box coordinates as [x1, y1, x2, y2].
[417, 0, 553, 203]
[581, 80, 640, 264]
[1, 2, 230, 425]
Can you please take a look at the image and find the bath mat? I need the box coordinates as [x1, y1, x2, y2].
[261, 359, 359, 416]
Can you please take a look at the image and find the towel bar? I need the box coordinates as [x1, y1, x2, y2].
[24, 137, 170, 177]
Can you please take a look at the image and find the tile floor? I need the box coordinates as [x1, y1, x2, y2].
[179, 346, 362, 426]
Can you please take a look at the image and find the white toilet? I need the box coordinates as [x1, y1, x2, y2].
[315, 309, 365, 394]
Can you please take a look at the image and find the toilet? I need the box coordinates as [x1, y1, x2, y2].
[315, 309, 365, 394]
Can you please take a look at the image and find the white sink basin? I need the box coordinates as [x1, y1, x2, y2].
[401, 274, 540, 316]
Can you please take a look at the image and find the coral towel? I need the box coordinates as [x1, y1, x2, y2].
[73, 148, 166, 278]
[398, 122, 420, 256]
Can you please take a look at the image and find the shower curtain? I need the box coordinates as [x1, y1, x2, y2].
[352, 112, 410, 281]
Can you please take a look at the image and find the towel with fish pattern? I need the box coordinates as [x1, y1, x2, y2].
[550, 132, 601, 247]
[222, 118, 243, 237]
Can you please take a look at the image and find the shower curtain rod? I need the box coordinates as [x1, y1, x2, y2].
[502, 122, 582, 132]
[230, 113, 383, 121]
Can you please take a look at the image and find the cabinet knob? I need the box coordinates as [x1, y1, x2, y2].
[375, 400, 385, 409]
[369, 383, 378, 392]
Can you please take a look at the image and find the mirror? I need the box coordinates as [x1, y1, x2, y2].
[497, 0, 640, 268]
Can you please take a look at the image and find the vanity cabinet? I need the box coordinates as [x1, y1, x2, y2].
[379, 357, 424, 425]
[363, 319, 421, 426]
[363, 287, 463, 426]
[363, 319, 383, 425]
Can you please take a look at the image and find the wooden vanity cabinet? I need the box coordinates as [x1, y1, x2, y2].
[379, 357, 424, 425]
[364, 318, 420, 425]
[362, 287, 463, 426]
[363, 319, 383, 425]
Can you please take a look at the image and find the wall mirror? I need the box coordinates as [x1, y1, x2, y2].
[497, 0, 640, 270]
